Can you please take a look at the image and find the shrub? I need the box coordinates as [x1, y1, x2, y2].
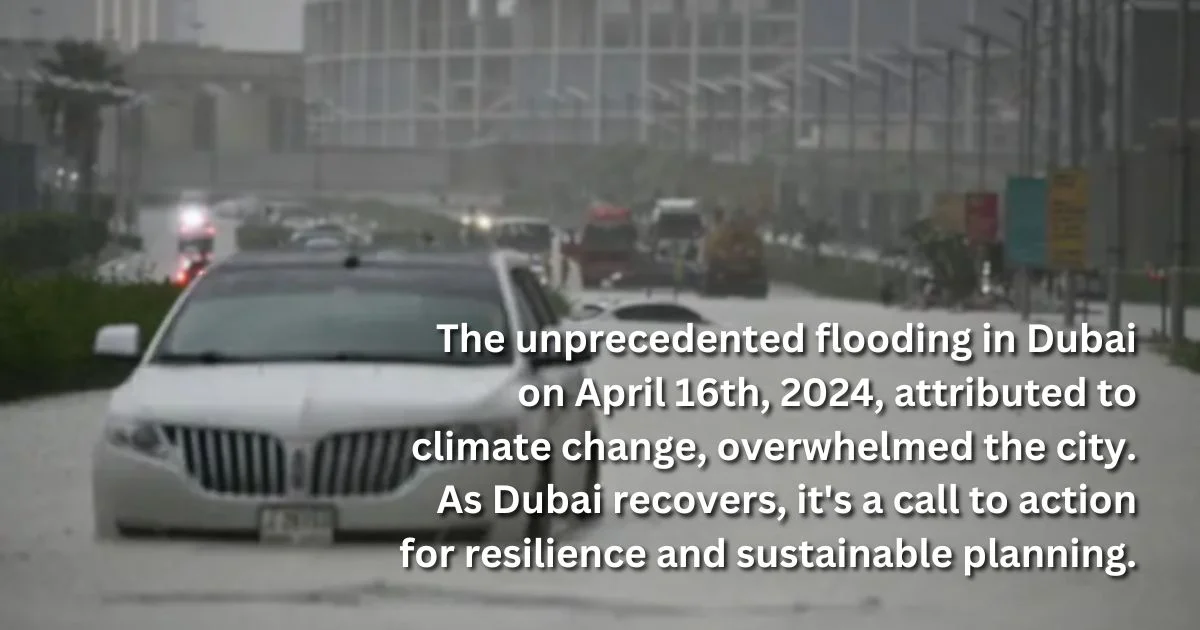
[0, 270, 179, 402]
[1168, 340, 1200, 373]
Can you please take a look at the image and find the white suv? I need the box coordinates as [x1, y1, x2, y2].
[91, 249, 600, 544]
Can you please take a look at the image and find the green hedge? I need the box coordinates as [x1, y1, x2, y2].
[0, 271, 179, 402]
[766, 246, 895, 301]
[0, 212, 110, 274]
[1169, 340, 1200, 373]
[1120, 274, 1200, 306]
[0, 267, 575, 403]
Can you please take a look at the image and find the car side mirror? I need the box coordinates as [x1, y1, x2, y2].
[94, 324, 141, 358]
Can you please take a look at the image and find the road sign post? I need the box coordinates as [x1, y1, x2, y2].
[1004, 176, 1048, 321]
[1046, 168, 1089, 322]
[932, 192, 966, 235]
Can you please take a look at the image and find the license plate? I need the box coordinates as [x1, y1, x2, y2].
[258, 506, 336, 545]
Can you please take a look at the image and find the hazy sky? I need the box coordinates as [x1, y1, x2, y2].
[198, 0, 306, 51]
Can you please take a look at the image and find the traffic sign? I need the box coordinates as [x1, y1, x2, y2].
[1004, 176, 1047, 267]
[932, 192, 965, 234]
[1046, 168, 1089, 270]
[964, 191, 999, 244]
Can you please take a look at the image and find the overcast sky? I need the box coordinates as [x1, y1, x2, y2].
[198, 0, 306, 51]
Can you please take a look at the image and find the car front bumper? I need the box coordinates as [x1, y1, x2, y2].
[93, 441, 539, 539]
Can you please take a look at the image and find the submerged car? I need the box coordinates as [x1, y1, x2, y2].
[92, 250, 599, 544]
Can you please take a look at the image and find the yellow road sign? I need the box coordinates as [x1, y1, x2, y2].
[1046, 168, 1089, 270]
[932, 192, 965, 234]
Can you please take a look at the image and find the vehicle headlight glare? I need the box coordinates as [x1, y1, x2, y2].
[107, 421, 167, 457]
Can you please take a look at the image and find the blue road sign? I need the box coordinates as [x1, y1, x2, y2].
[1004, 176, 1047, 267]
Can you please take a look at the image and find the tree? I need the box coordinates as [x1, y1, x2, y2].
[34, 39, 127, 214]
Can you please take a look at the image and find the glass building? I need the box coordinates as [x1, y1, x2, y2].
[303, 0, 1015, 151]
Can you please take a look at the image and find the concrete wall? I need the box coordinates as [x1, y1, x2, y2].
[214, 92, 271, 152]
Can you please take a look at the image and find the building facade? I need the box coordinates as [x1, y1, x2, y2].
[303, 0, 1021, 153]
[0, 0, 190, 49]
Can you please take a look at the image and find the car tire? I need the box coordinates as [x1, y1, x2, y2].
[523, 461, 555, 539]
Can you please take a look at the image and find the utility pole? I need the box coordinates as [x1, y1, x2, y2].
[1108, 0, 1128, 332]
[1170, 0, 1192, 345]
[878, 65, 890, 184]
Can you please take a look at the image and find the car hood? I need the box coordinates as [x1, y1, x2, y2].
[110, 363, 524, 433]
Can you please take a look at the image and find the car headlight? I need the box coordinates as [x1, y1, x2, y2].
[105, 420, 169, 458]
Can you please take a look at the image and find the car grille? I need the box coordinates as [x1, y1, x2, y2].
[161, 425, 288, 496]
[309, 428, 434, 497]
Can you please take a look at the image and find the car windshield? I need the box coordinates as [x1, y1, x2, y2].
[655, 211, 703, 238]
[494, 223, 552, 252]
[581, 222, 637, 251]
[152, 266, 511, 365]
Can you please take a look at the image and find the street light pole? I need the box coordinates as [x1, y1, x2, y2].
[847, 72, 858, 185]
[878, 66, 890, 183]
[13, 78, 25, 141]
[943, 49, 957, 191]
[960, 30, 993, 191]
[1108, 0, 1129, 333]
[1047, 0, 1062, 169]
[977, 36, 990, 190]
[879, 49, 924, 299]
[1018, 20, 1030, 174]
[1007, 3, 1038, 322]
[626, 92, 638, 143]
[1063, 0, 1082, 327]
[807, 66, 845, 219]
[1170, 0, 1192, 345]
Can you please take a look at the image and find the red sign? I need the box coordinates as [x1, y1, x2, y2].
[588, 204, 631, 222]
[964, 192, 999, 244]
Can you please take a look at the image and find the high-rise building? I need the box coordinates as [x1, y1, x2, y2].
[302, 0, 1018, 151]
[0, 0, 191, 48]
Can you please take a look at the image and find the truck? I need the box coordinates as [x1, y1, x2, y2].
[577, 204, 639, 288]
[699, 209, 768, 298]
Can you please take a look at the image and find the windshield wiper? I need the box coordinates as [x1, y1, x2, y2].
[154, 351, 250, 364]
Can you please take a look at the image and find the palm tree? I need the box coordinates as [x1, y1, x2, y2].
[33, 39, 127, 213]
